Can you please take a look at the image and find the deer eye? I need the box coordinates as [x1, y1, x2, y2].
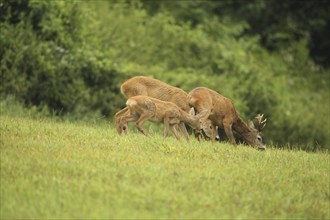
[257, 136, 262, 142]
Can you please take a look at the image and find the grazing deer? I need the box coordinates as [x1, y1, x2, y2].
[188, 87, 267, 150]
[121, 95, 207, 141]
[115, 76, 213, 140]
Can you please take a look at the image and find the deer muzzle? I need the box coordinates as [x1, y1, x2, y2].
[258, 145, 266, 151]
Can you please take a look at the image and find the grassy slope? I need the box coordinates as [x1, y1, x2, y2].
[0, 115, 329, 219]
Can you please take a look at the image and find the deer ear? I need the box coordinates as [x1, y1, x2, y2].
[189, 107, 196, 115]
[197, 110, 209, 120]
[248, 120, 255, 129]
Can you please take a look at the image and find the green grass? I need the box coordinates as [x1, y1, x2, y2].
[0, 115, 329, 219]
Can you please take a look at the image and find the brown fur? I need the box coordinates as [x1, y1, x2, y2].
[188, 87, 266, 149]
[121, 76, 190, 111]
[115, 76, 212, 139]
[121, 95, 206, 141]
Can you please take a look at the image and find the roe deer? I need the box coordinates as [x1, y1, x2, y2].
[121, 95, 207, 141]
[115, 76, 212, 139]
[188, 87, 267, 150]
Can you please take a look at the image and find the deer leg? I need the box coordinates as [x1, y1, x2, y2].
[223, 121, 236, 145]
[170, 124, 181, 140]
[163, 117, 170, 137]
[179, 123, 190, 141]
[135, 113, 152, 136]
[211, 124, 218, 144]
[178, 122, 190, 142]
[164, 117, 181, 140]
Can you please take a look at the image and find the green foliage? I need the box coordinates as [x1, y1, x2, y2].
[145, 0, 330, 67]
[1, 116, 329, 219]
[0, 0, 329, 150]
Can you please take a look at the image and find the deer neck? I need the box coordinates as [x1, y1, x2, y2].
[232, 116, 252, 136]
[179, 109, 197, 126]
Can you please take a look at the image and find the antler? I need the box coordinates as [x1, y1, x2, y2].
[255, 114, 267, 131]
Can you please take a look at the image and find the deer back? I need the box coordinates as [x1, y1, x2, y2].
[127, 95, 192, 124]
[188, 87, 238, 125]
[121, 76, 190, 112]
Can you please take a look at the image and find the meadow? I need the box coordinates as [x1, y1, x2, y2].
[0, 115, 329, 219]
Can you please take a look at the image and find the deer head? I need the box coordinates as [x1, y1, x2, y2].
[188, 108, 210, 131]
[200, 119, 214, 138]
[246, 114, 267, 150]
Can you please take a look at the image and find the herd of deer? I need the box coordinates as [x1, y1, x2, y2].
[115, 76, 267, 150]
